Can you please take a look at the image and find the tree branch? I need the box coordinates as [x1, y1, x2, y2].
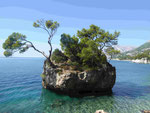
[37, 20, 55, 59]
[23, 39, 48, 58]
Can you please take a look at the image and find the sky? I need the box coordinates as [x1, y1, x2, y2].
[0, 0, 150, 57]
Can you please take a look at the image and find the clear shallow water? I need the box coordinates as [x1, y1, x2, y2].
[0, 58, 150, 113]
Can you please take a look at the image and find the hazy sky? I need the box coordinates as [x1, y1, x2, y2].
[0, 0, 150, 57]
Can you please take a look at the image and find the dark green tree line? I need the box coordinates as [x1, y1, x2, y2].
[54, 24, 120, 69]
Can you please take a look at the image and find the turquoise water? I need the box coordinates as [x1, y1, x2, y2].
[0, 58, 150, 113]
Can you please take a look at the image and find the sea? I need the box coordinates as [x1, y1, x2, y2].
[0, 57, 150, 113]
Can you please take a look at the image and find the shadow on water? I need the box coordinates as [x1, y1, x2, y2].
[112, 82, 150, 99]
[40, 81, 150, 101]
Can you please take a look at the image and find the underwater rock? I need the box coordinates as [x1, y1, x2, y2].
[142, 110, 150, 113]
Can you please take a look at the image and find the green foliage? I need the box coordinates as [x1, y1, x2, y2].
[105, 47, 120, 59]
[3, 51, 12, 57]
[33, 19, 60, 65]
[2, 32, 28, 57]
[60, 24, 119, 70]
[117, 55, 133, 60]
[2, 23, 120, 71]
[60, 33, 80, 62]
[78, 40, 105, 67]
[133, 42, 150, 52]
[67, 61, 82, 70]
[45, 20, 53, 28]
[77, 24, 120, 50]
[3, 19, 59, 65]
[51, 49, 68, 63]
[119, 41, 150, 59]
[117, 42, 150, 60]
[33, 19, 59, 31]
[117, 50, 150, 60]
[33, 22, 40, 27]
[40, 74, 46, 78]
[133, 50, 150, 60]
[19, 46, 29, 53]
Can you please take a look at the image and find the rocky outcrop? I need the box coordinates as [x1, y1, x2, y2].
[42, 61, 116, 97]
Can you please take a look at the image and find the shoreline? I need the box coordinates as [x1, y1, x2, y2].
[112, 58, 150, 64]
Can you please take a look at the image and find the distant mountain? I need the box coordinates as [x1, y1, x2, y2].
[116, 41, 150, 60]
[113, 45, 136, 53]
[125, 41, 150, 56]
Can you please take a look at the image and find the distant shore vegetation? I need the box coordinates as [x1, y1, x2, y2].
[117, 50, 150, 60]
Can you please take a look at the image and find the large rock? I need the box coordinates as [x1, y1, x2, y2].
[42, 61, 116, 97]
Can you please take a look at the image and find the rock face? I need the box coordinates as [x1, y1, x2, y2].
[42, 61, 116, 97]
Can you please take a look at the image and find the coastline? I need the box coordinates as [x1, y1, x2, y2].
[131, 58, 150, 64]
[112, 58, 150, 64]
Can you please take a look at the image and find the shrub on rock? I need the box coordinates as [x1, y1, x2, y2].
[51, 49, 68, 63]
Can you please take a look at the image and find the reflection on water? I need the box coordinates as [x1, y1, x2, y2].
[0, 58, 150, 113]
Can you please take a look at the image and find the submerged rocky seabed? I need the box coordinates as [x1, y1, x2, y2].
[40, 88, 150, 113]
[0, 58, 150, 113]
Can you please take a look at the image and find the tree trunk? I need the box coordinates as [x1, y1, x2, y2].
[47, 57, 56, 68]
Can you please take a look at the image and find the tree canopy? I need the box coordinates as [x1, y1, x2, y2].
[105, 47, 120, 60]
[133, 50, 150, 60]
[51, 49, 68, 63]
[77, 24, 119, 50]
[54, 24, 120, 69]
[3, 33, 28, 57]
[3, 19, 59, 66]
[3, 22, 120, 70]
